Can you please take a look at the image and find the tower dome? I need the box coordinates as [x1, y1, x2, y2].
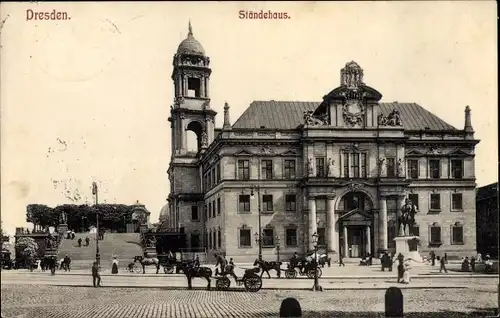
[177, 21, 205, 56]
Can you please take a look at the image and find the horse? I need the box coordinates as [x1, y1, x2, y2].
[253, 259, 282, 278]
[176, 260, 212, 291]
[133, 255, 160, 274]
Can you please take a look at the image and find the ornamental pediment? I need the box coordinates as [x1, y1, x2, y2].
[280, 150, 300, 157]
[234, 149, 254, 157]
[447, 149, 471, 157]
[338, 208, 372, 222]
[405, 148, 425, 156]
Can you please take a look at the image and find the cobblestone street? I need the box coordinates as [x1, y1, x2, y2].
[1, 284, 497, 318]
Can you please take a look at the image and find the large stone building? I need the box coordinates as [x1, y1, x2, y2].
[166, 24, 480, 262]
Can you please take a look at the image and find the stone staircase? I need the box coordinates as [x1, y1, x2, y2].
[58, 232, 143, 269]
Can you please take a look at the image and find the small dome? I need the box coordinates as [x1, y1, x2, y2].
[159, 204, 169, 217]
[177, 21, 205, 56]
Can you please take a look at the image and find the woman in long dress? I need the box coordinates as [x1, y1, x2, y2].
[111, 257, 119, 274]
[401, 262, 412, 284]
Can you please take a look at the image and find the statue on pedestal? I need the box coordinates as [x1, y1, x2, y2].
[307, 157, 316, 177]
[397, 158, 404, 177]
[327, 158, 335, 177]
[201, 131, 208, 147]
[398, 198, 418, 236]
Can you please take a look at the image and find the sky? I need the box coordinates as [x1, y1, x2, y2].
[0, 2, 497, 236]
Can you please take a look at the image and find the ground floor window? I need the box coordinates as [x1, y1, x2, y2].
[191, 233, 200, 248]
[451, 222, 464, 245]
[317, 227, 325, 247]
[239, 228, 251, 248]
[285, 228, 298, 247]
[429, 223, 442, 245]
[262, 228, 275, 247]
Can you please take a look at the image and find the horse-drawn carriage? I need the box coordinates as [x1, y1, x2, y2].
[214, 266, 263, 292]
[285, 256, 322, 279]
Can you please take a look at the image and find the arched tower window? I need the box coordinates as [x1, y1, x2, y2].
[186, 121, 203, 152]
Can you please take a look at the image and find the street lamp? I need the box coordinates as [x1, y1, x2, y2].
[92, 182, 101, 266]
[275, 236, 281, 262]
[311, 232, 323, 292]
[250, 186, 262, 261]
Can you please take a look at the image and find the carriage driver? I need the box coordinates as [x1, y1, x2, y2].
[215, 253, 226, 276]
[224, 258, 239, 281]
[290, 252, 304, 274]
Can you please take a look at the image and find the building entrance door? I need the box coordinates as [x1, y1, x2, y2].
[348, 226, 366, 258]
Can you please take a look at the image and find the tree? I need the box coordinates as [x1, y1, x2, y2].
[15, 237, 38, 260]
[26, 204, 57, 228]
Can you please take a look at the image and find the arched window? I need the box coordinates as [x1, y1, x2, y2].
[186, 121, 204, 151]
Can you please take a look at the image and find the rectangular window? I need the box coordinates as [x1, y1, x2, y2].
[208, 171, 212, 189]
[451, 226, 464, 244]
[351, 153, 360, 178]
[361, 153, 367, 178]
[343, 153, 349, 177]
[317, 227, 326, 246]
[452, 193, 463, 210]
[204, 205, 208, 220]
[412, 226, 420, 237]
[191, 234, 200, 248]
[208, 232, 212, 249]
[204, 233, 208, 249]
[408, 194, 419, 210]
[238, 195, 250, 213]
[216, 164, 221, 183]
[239, 229, 251, 247]
[261, 160, 273, 180]
[238, 160, 250, 180]
[430, 226, 441, 244]
[316, 158, 326, 177]
[213, 231, 217, 249]
[429, 160, 440, 179]
[212, 201, 216, 218]
[211, 168, 215, 187]
[451, 159, 464, 179]
[262, 228, 275, 247]
[208, 203, 212, 219]
[407, 159, 419, 179]
[263, 195, 274, 212]
[386, 158, 396, 177]
[430, 194, 441, 211]
[285, 194, 297, 211]
[284, 160, 296, 179]
[217, 230, 221, 248]
[217, 198, 221, 215]
[191, 206, 199, 221]
[285, 228, 298, 247]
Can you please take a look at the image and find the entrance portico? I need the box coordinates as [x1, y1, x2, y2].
[338, 209, 373, 258]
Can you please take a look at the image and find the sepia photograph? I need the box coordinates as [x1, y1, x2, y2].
[0, 1, 498, 317]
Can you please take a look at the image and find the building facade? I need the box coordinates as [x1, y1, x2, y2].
[476, 182, 498, 258]
[167, 24, 480, 262]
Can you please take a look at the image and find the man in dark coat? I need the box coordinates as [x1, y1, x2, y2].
[85, 237, 90, 247]
[78, 238, 82, 247]
[92, 262, 101, 287]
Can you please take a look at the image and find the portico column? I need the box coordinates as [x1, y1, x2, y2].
[343, 225, 348, 257]
[366, 226, 371, 255]
[327, 196, 336, 252]
[308, 196, 317, 252]
[379, 197, 388, 251]
[397, 194, 406, 235]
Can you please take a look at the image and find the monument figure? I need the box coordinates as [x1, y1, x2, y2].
[307, 157, 316, 177]
[398, 198, 418, 236]
[327, 158, 335, 177]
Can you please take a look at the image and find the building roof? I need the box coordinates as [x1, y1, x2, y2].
[232, 101, 458, 131]
[177, 22, 205, 56]
[477, 182, 498, 200]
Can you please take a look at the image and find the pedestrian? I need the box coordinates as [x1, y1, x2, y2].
[92, 262, 101, 287]
[397, 259, 405, 283]
[401, 261, 412, 284]
[439, 255, 448, 273]
[85, 237, 90, 247]
[78, 238, 82, 247]
[471, 257, 476, 272]
[64, 254, 71, 272]
[111, 257, 119, 274]
[50, 256, 56, 275]
[339, 253, 345, 267]
[430, 251, 436, 266]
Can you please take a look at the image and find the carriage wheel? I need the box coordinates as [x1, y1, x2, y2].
[285, 269, 297, 279]
[133, 264, 142, 274]
[216, 277, 231, 291]
[316, 267, 323, 278]
[164, 265, 174, 274]
[243, 275, 262, 292]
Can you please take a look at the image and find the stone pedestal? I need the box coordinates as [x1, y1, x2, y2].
[394, 236, 426, 266]
[58, 224, 68, 234]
